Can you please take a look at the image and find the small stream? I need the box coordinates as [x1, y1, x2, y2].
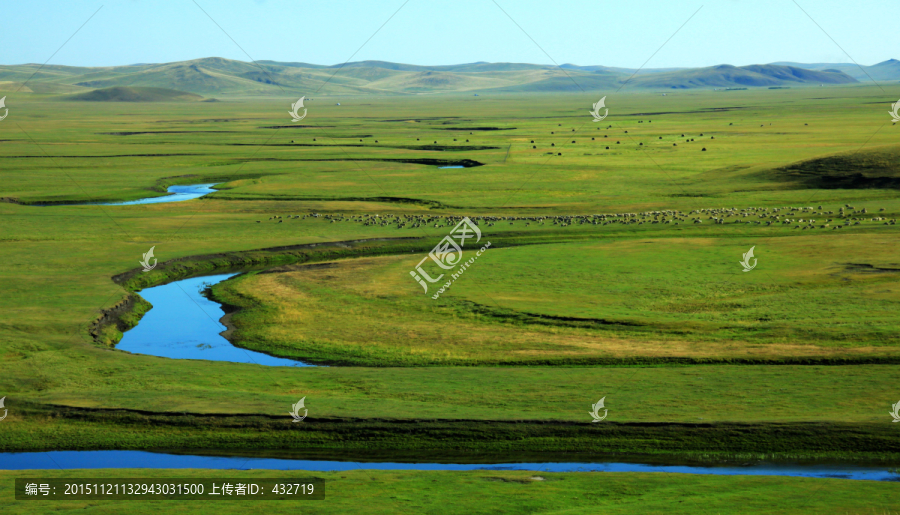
[118, 273, 311, 367]
[0, 451, 897, 480]
[103, 183, 219, 205]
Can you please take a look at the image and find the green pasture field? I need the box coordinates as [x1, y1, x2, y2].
[3, 84, 900, 212]
[3, 469, 896, 515]
[1, 84, 899, 474]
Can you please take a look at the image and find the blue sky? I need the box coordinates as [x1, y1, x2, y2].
[2, 0, 895, 68]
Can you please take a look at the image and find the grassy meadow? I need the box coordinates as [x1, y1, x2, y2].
[215, 232, 900, 365]
[2, 83, 900, 511]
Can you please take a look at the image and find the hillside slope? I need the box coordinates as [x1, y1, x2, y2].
[769, 144, 900, 189]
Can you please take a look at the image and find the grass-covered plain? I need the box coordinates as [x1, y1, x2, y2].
[2, 84, 900, 510]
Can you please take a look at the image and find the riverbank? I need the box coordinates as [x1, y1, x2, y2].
[4, 401, 900, 463]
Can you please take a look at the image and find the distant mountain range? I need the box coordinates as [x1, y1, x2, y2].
[770, 59, 900, 82]
[0, 57, 894, 98]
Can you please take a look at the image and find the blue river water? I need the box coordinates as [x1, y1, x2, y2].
[117, 274, 311, 367]
[0, 451, 896, 480]
[103, 183, 219, 205]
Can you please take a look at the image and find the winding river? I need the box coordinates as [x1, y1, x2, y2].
[16, 253, 894, 480]
[117, 273, 310, 367]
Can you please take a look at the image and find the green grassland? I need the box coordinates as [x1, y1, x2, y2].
[3, 469, 896, 515]
[2, 81, 900, 501]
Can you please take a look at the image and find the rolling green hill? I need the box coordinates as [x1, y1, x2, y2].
[0, 57, 864, 98]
